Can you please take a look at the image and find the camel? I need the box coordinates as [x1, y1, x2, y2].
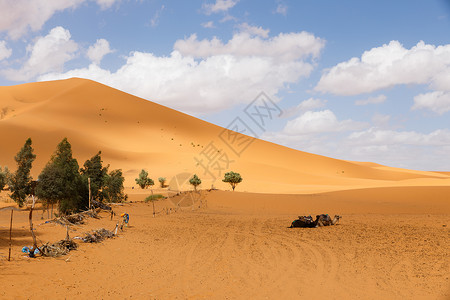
[315, 214, 341, 227]
[290, 214, 341, 228]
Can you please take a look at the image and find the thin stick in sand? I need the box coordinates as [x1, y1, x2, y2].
[8, 209, 13, 261]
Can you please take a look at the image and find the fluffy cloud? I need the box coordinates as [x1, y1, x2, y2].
[281, 98, 327, 118]
[263, 124, 450, 170]
[237, 23, 269, 38]
[355, 94, 386, 106]
[202, 0, 238, 15]
[201, 21, 215, 28]
[2, 27, 78, 81]
[315, 41, 450, 96]
[0, 0, 120, 39]
[174, 31, 324, 62]
[282, 110, 368, 135]
[0, 41, 12, 60]
[87, 39, 113, 64]
[95, 0, 120, 10]
[412, 91, 450, 115]
[371, 113, 391, 128]
[347, 128, 450, 147]
[39, 30, 325, 114]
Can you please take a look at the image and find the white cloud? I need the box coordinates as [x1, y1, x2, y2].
[412, 91, 450, 115]
[281, 98, 327, 118]
[202, 0, 238, 15]
[263, 124, 450, 171]
[355, 94, 386, 105]
[237, 23, 269, 38]
[348, 128, 450, 147]
[2, 26, 78, 81]
[315, 40, 450, 96]
[276, 3, 288, 16]
[95, 0, 120, 10]
[150, 4, 165, 27]
[201, 21, 215, 28]
[371, 113, 391, 128]
[282, 110, 368, 135]
[0, 40, 12, 60]
[0, 0, 120, 39]
[174, 31, 324, 62]
[38, 31, 324, 115]
[87, 38, 113, 64]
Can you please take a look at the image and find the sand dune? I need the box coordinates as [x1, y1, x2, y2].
[0, 78, 448, 194]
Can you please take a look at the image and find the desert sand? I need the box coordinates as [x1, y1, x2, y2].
[0, 78, 449, 299]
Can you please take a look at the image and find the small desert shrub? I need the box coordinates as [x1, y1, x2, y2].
[145, 194, 164, 202]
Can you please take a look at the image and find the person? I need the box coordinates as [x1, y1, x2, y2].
[120, 213, 129, 227]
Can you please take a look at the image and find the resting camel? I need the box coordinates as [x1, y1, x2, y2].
[290, 214, 341, 228]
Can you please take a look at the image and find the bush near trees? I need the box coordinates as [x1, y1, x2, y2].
[222, 171, 243, 191]
[10, 138, 36, 207]
[36, 138, 88, 215]
[158, 177, 166, 188]
[189, 174, 201, 192]
[135, 169, 154, 189]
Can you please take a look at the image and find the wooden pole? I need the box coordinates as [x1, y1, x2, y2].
[151, 188, 155, 217]
[8, 209, 13, 261]
[88, 177, 91, 210]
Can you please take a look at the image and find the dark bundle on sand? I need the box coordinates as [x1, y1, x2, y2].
[91, 199, 112, 211]
[82, 228, 115, 243]
[52, 209, 100, 226]
[40, 239, 78, 257]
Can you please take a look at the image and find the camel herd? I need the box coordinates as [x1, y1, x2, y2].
[290, 214, 341, 228]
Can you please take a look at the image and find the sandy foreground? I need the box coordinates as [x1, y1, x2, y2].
[0, 188, 449, 300]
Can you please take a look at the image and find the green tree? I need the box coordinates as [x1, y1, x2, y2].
[0, 166, 8, 190]
[10, 138, 36, 207]
[135, 169, 154, 189]
[104, 169, 126, 203]
[36, 138, 88, 215]
[158, 177, 166, 188]
[222, 171, 243, 191]
[189, 174, 201, 192]
[80, 151, 109, 202]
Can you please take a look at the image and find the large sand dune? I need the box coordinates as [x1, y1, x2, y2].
[0, 78, 448, 193]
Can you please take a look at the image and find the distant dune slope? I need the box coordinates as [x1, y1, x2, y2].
[0, 78, 448, 193]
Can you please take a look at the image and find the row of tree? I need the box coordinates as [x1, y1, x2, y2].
[2, 138, 126, 215]
[1, 138, 244, 215]
[135, 170, 243, 192]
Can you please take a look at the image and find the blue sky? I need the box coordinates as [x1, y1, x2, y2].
[0, 0, 449, 170]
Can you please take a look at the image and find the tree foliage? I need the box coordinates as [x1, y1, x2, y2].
[104, 169, 126, 202]
[222, 171, 243, 191]
[36, 138, 87, 215]
[10, 138, 36, 207]
[135, 169, 154, 189]
[158, 177, 166, 188]
[80, 151, 109, 202]
[189, 174, 201, 191]
[0, 166, 10, 190]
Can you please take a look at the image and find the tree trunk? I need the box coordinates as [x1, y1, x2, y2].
[8, 209, 13, 261]
[28, 196, 38, 257]
[88, 177, 91, 210]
